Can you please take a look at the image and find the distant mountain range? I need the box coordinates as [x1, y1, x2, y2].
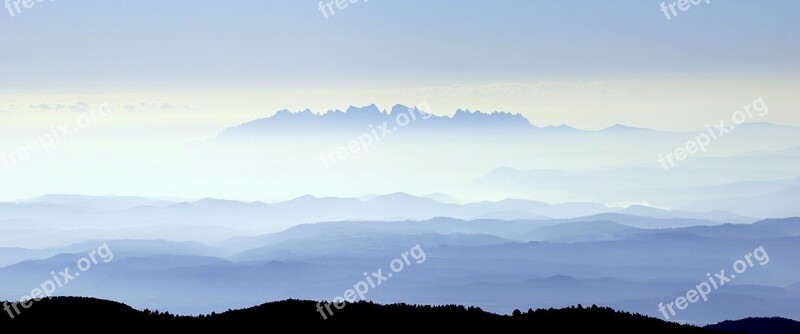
[0, 193, 756, 248]
[1, 215, 798, 323]
[220, 104, 536, 137]
[1, 193, 797, 324]
[197, 105, 800, 211]
[470, 160, 800, 216]
[218, 104, 799, 138]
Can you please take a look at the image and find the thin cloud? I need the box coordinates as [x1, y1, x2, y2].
[27, 101, 91, 112]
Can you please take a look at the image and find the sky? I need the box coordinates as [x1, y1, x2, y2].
[0, 1, 798, 201]
[0, 0, 798, 131]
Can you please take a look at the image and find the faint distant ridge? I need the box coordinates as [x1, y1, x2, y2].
[600, 123, 656, 133]
[27, 194, 173, 211]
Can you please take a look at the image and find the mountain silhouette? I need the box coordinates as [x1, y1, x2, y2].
[219, 104, 564, 137]
[1, 297, 721, 332]
[705, 317, 800, 334]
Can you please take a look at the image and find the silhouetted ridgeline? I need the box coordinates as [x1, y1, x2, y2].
[705, 317, 800, 334]
[0, 297, 726, 332]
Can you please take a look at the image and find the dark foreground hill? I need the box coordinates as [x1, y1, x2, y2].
[705, 317, 800, 334]
[0, 297, 724, 332]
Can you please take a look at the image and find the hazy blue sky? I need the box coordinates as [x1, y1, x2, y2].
[1, 0, 798, 89]
[1, 1, 798, 130]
